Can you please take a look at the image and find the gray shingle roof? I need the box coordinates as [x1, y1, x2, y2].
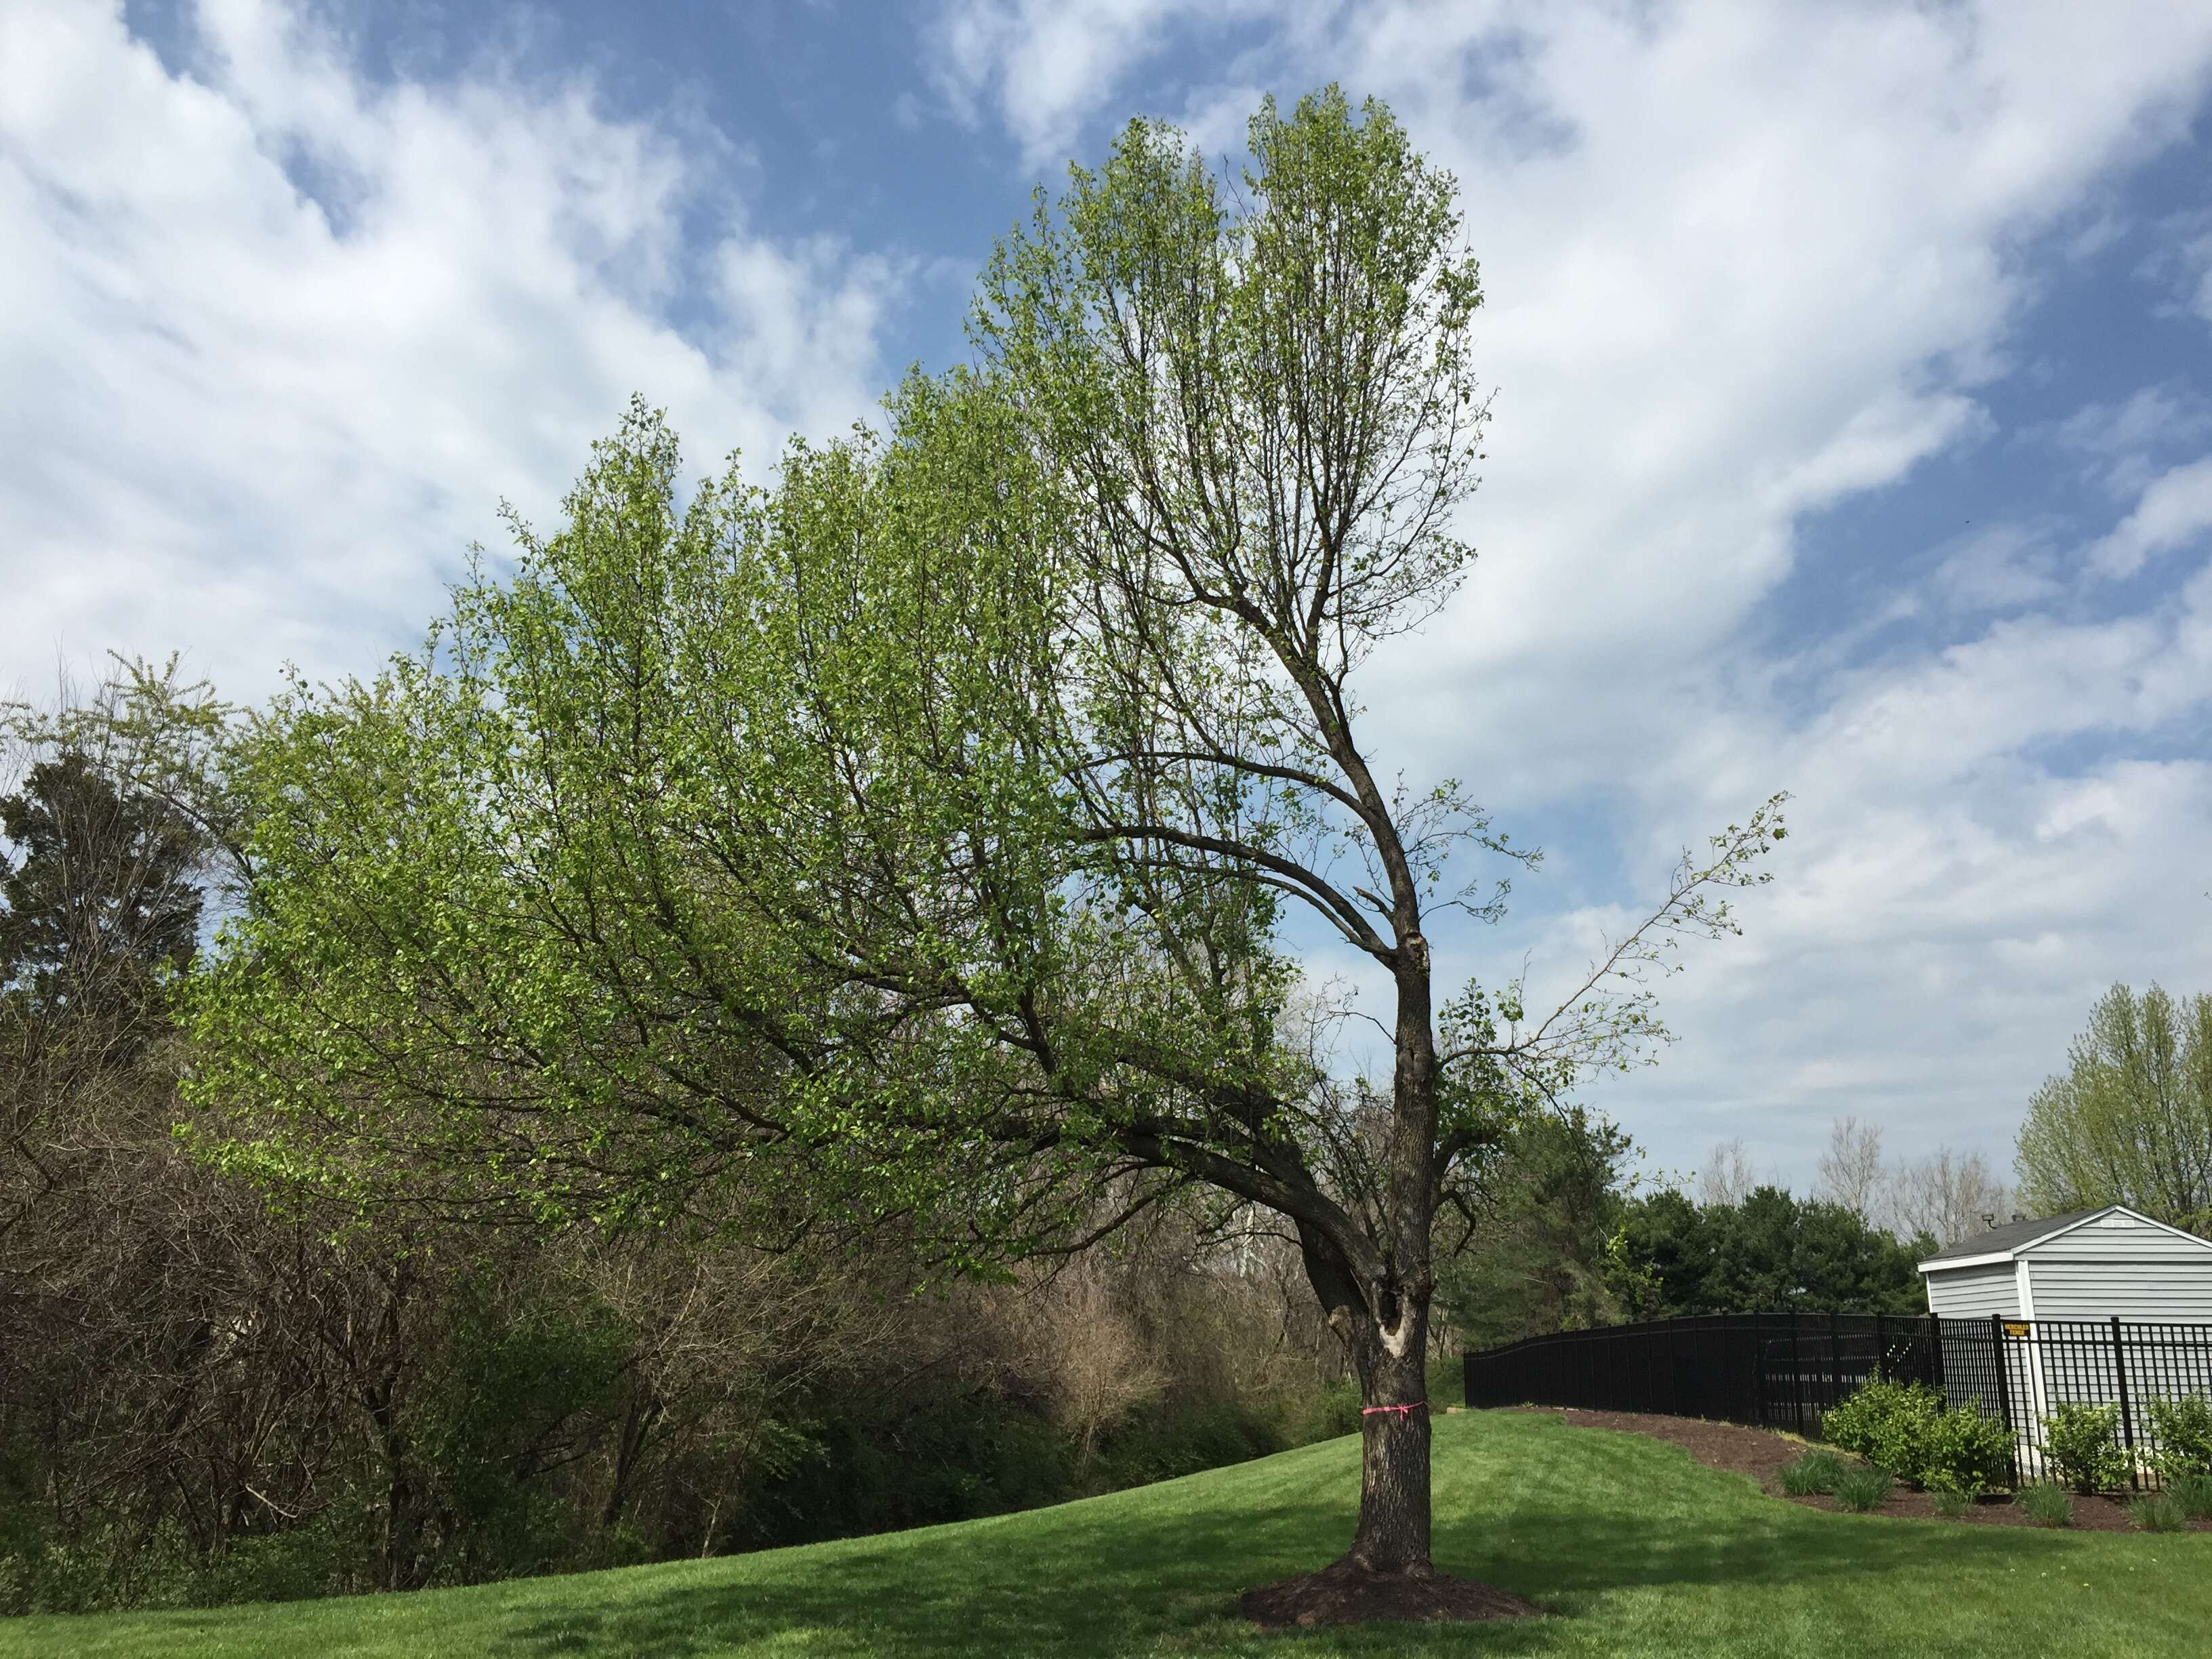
[1920, 1206, 2108, 1266]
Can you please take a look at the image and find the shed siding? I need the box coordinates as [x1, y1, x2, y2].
[1925, 1261, 2020, 1318]
[2019, 1210, 2212, 1262]
[2020, 1260, 2212, 1323]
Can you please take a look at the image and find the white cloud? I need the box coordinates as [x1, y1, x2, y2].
[1509, 554, 2212, 1185]
[2091, 456, 2212, 578]
[1928, 525, 2064, 613]
[2044, 383, 2212, 497]
[1328, 567, 2212, 1184]
[2148, 208, 2212, 327]
[926, 0, 1303, 166]
[0, 0, 897, 703]
[1351, 3, 2211, 733]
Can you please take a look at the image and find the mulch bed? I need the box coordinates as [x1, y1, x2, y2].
[1240, 1558, 1543, 1629]
[1510, 1406, 2212, 1532]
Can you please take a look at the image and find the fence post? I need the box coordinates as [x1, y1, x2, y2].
[1735, 1318, 1746, 1423]
[1928, 1312, 1944, 1393]
[1736, 1317, 1747, 1423]
[1828, 1311, 1844, 1418]
[1788, 1309, 1804, 1431]
[1746, 1318, 1762, 1425]
[1990, 1313, 2020, 1486]
[2112, 1315, 2139, 1492]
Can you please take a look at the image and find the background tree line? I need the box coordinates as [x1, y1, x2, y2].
[4, 681, 2200, 1609]
[1438, 983, 2212, 1356]
[1433, 1112, 1929, 1350]
[0, 665, 1705, 1613]
[0, 690, 1365, 1612]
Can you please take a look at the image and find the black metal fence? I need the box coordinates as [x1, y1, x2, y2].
[1463, 1311, 2212, 1489]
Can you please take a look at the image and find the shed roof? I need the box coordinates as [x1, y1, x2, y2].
[1919, 1204, 2212, 1273]
[1920, 1207, 2106, 1267]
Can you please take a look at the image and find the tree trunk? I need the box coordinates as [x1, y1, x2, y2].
[382, 1446, 421, 1592]
[602, 1391, 659, 1530]
[1347, 922, 1441, 1575]
[1348, 1292, 1432, 1574]
[1297, 1222, 1435, 1576]
[363, 1374, 422, 1591]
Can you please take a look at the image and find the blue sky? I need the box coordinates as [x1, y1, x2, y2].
[6, 1, 2212, 1204]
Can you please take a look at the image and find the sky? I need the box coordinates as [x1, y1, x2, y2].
[5, 0, 2212, 1197]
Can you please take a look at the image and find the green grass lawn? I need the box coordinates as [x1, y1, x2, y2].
[4, 1409, 2206, 1658]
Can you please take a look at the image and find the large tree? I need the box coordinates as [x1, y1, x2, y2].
[957, 88, 1780, 1580]
[2016, 982, 2212, 1233]
[191, 89, 1782, 1595]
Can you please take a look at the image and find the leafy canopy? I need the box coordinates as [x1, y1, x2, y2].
[2015, 983, 2212, 1233]
[186, 90, 1782, 1328]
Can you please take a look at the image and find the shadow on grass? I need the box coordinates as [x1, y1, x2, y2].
[484, 1479, 2070, 1659]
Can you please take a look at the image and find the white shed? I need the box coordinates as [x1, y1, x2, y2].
[1919, 1205, 2212, 1323]
[1919, 1206, 2212, 1479]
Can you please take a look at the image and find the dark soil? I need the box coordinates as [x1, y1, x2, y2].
[1511, 1406, 2212, 1532]
[1240, 1557, 1544, 1629]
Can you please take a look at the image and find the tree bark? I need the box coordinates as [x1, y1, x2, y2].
[1348, 1298, 1431, 1574]
[1297, 1223, 1435, 1575]
[1349, 922, 1440, 1575]
[602, 1390, 659, 1530]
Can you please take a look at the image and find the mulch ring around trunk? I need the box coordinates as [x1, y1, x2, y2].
[1509, 1406, 2212, 1532]
[1240, 1557, 1544, 1629]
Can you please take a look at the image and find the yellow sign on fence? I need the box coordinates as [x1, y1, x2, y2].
[2003, 1321, 2031, 1336]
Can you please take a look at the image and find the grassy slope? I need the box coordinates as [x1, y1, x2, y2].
[4, 1410, 2206, 1659]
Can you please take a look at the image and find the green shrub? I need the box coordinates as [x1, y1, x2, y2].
[1832, 1466, 1893, 1512]
[414, 1290, 632, 1584]
[1292, 1381, 1364, 1443]
[1918, 1401, 2013, 1496]
[189, 1525, 350, 1607]
[2129, 1494, 2188, 1533]
[0, 1513, 360, 1616]
[2018, 1483, 2072, 1528]
[1824, 1380, 2004, 1491]
[1780, 1450, 1846, 1496]
[2165, 1470, 2212, 1521]
[1930, 1486, 1972, 1517]
[2145, 1393, 2212, 1479]
[2042, 1401, 2129, 1494]
[727, 1395, 1078, 1549]
[1823, 1380, 1942, 1482]
[1094, 1400, 1286, 1490]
